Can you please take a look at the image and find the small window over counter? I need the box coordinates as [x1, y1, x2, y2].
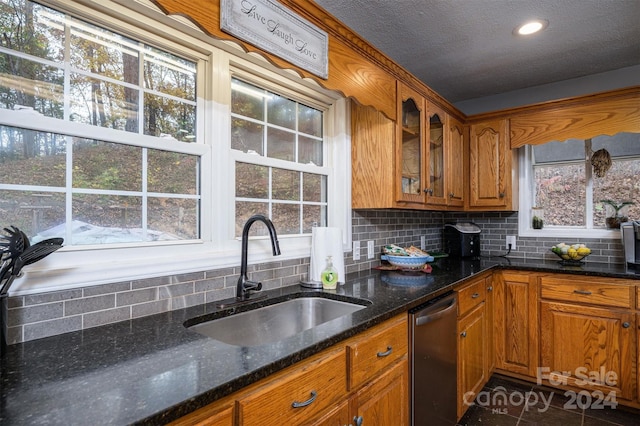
[519, 132, 640, 238]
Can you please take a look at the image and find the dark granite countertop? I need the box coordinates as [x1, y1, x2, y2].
[1, 258, 638, 425]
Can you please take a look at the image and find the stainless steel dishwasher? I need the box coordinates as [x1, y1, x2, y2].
[409, 291, 458, 426]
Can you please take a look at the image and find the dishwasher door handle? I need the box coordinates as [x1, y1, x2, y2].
[414, 296, 457, 326]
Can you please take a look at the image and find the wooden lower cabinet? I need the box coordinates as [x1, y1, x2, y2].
[493, 270, 539, 378]
[487, 272, 639, 410]
[539, 273, 637, 403]
[485, 276, 495, 373]
[455, 273, 493, 420]
[457, 302, 487, 419]
[237, 348, 347, 425]
[351, 359, 409, 426]
[540, 300, 636, 401]
[308, 399, 351, 426]
[170, 402, 234, 426]
[311, 358, 408, 426]
[172, 315, 408, 426]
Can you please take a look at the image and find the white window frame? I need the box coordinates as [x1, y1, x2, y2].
[518, 145, 621, 239]
[1, 0, 351, 295]
[210, 53, 352, 265]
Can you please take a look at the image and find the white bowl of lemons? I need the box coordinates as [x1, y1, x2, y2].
[551, 243, 591, 263]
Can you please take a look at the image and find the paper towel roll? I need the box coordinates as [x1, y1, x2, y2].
[310, 227, 345, 284]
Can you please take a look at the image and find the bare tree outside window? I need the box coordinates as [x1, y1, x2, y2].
[231, 78, 327, 237]
[533, 133, 640, 229]
[0, 0, 200, 245]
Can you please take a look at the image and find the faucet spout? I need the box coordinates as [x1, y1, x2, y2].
[237, 214, 281, 300]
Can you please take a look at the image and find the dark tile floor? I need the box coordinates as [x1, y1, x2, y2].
[458, 374, 640, 426]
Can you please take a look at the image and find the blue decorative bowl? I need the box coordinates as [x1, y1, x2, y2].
[381, 271, 434, 287]
[381, 254, 434, 270]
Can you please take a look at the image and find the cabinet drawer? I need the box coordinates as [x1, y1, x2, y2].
[170, 401, 234, 426]
[347, 315, 408, 390]
[237, 348, 346, 426]
[457, 278, 486, 317]
[540, 276, 633, 308]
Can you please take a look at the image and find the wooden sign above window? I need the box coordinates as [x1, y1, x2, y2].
[220, 0, 329, 79]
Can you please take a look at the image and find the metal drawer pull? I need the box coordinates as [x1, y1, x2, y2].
[622, 322, 630, 328]
[291, 391, 317, 408]
[352, 415, 364, 426]
[471, 293, 480, 299]
[460, 331, 467, 337]
[377, 346, 393, 357]
[487, 286, 493, 292]
[573, 289, 592, 295]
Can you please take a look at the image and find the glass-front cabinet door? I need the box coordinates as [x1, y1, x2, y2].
[447, 116, 465, 208]
[426, 104, 448, 206]
[397, 82, 426, 204]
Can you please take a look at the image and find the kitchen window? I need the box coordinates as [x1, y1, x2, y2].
[0, 0, 351, 294]
[231, 78, 328, 237]
[518, 133, 640, 238]
[0, 0, 201, 246]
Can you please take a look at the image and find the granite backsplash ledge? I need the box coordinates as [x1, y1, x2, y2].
[3, 209, 628, 344]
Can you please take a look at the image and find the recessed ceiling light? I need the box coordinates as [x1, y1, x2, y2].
[514, 20, 548, 35]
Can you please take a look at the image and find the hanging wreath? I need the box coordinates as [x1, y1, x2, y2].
[590, 148, 612, 178]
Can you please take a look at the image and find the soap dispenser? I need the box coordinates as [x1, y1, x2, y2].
[321, 255, 338, 290]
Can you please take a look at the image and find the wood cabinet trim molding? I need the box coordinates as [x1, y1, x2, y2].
[467, 86, 639, 122]
[510, 90, 640, 148]
[277, 1, 465, 121]
[465, 86, 639, 148]
[152, 0, 466, 121]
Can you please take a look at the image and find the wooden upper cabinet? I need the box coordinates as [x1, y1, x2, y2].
[468, 118, 513, 210]
[396, 82, 427, 205]
[447, 116, 465, 208]
[395, 81, 461, 210]
[426, 103, 448, 207]
[351, 101, 396, 209]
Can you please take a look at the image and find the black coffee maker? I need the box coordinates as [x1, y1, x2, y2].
[443, 222, 481, 258]
[621, 221, 640, 267]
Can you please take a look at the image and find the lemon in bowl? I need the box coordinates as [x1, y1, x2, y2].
[550, 243, 591, 263]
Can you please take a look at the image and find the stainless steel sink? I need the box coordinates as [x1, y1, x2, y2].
[188, 297, 367, 346]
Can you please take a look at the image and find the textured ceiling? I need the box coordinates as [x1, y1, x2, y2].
[314, 0, 640, 103]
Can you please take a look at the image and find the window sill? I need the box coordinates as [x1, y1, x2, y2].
[7, 235, 338, 296]
[519, 227, 622, 240]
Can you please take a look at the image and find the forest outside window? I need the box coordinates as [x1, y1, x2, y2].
[0, 0, 350, 294]
[231, 78, 328, 238]
[0, 0, 201, 246]
[520, 132, 640, 237]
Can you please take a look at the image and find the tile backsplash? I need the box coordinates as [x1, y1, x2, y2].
[4, 209, 627, 344]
